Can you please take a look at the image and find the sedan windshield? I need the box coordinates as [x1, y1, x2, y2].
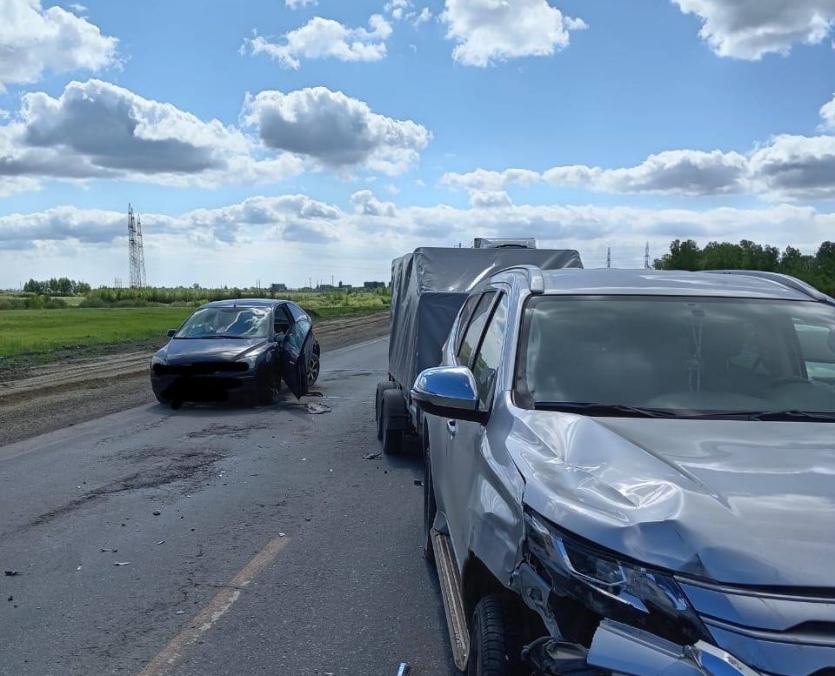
[516, 296, 835, 418]
[176, 307, 270, 339]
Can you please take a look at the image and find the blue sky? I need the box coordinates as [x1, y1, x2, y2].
[1, 0, 834, 286]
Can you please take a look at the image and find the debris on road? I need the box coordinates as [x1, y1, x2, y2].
[413, 480, 423, 487]
[152, 510, 161, 516]
[306, 402, 331, 415]
[396, 662, 411, 676]
[100, 548, 118, 553]
[4, 570, 19, 576]
[278, 532, 286, 538]
[363, 451, 382, 460]
[157, 540, 165, 545]
[113, 562, 131, 567]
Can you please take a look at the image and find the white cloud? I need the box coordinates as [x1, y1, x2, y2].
[0, 0, 118, 91]
[285, 0, 316, 8]
[441, 0, 587, 67]
[242, 87, 431, 175]
[4, 192, 832, 253]
[3, 194, 834, 285]
[543, 150, 750, 195]
[441, 167, 540, 191]
[820, 94, 835, 131]
[351, 189, 398, 216]
[0, 79, 305, 190]
[444, 136, 835, 200]
[672, 0, 835, 60]
[243, 14, 392, 69]
[748, 134, 835, 199]
[469, 190, 512, 208]
[385, 0, 433, 25]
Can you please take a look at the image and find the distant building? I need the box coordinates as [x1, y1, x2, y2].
[363, 281, 386, 289]
[270, 283, 288, 292]
[317, 284, 337, 292]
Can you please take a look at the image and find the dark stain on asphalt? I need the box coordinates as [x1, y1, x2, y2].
[185, 423, 269, 439]
[24, 448, 225, 530]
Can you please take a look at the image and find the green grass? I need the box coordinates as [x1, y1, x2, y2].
[0, 307, 192, 359]
[0, 300, 391, 361]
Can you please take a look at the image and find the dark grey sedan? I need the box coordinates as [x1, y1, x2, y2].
[150, 299, 319, 407]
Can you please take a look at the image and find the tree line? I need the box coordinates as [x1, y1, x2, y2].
[654, 240, 835, 297]
[23, 278, 91, 296]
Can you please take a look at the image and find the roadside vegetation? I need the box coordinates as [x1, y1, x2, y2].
[655, 240, 835, 296]
[0, 286, 390, 363]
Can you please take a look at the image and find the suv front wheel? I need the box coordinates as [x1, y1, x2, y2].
[467, 596, 525, 676]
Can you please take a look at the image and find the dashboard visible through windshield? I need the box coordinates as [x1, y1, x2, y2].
[515, 296, 835, 419]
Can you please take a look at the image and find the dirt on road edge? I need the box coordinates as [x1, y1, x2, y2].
[0, 313, 389, 448]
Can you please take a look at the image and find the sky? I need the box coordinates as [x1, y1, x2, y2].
[0, 0, 834, 288]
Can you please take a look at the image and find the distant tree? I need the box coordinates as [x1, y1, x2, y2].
[655, 239, 835, 297]
[654, 239, 702, 271]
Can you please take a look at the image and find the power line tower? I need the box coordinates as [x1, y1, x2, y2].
[644, 242, 651, 269]
[128, 204, 147, 288]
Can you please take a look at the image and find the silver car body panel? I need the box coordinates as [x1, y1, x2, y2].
[424, 268, 835, 675]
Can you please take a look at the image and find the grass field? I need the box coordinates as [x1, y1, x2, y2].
[0, 300, 389, 361]
[0, 307, 194, 359]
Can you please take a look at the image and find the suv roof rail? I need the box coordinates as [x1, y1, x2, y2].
[705, 270, 835, 305]
[494, 265, 546, 294]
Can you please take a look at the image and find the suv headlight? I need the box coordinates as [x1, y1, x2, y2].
[525, 510, 708, 645]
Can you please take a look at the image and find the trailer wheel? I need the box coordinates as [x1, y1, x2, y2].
[380, 388, 406, 455]
[375, 381, 398, 440]
[467, 596, 525, 676]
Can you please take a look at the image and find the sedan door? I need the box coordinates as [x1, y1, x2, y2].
[280, 308, 313, 399]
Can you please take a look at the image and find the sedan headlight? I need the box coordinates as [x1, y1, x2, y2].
[524, 510, 708, 645]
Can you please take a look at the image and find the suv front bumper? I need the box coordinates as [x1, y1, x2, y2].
[526, 620, 760, 675]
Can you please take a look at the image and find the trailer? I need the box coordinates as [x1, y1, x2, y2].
[375, 245, 583, 453]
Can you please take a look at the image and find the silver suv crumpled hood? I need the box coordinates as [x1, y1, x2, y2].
[510, 411, 835, 587]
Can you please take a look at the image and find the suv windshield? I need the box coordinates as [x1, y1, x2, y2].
[176, 307, 270, 339]
[516, 296, 835, 419]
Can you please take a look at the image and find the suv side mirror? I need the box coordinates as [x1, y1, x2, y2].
[412, 366, 486, 424]
[167, 329, 177, 338]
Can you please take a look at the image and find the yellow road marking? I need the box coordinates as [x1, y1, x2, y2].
[138, 536, 289, 676]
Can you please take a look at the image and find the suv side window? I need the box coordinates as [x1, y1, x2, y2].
[472, 294, 508, 408]
[455, 293, 482, 354]
[458, 291, 496, 367]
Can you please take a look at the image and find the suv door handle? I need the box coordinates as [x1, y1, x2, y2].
[446, 420, 457, 438]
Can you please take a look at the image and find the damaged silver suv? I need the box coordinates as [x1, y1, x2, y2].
[412, 266, 835, 676]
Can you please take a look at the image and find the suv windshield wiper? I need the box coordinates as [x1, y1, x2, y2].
[746, 410, 835, 422]
[533, 402, 676, 418]
[177, 334, 250, 340]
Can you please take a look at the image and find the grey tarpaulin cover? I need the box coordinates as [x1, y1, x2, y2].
[388, 247, 583, 388]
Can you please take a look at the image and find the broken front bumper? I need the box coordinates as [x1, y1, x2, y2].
[526, 620, 760, 676]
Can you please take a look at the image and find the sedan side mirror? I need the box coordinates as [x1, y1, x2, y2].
[412, 366, 486, 424]
[167, 329, 177, 338]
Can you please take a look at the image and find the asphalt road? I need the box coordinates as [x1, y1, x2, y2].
[0, 337, 454, 676]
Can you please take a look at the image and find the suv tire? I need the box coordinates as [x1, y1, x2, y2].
[467, 596, 525, 676]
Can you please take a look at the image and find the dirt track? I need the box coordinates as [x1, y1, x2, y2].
[0, 312, 389, 447]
